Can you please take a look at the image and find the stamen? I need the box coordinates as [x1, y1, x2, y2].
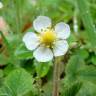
[40, 28, 56, 47]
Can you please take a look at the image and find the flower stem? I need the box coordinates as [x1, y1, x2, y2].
[52, 57, 60, 96]
[36, 77, 42, 96]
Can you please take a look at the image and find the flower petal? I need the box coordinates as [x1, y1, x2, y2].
[33, 16, 51, 32]
[53, 40, 69, 56]
[33, 46, 53, 62]
[23, 32, 40, 51]
[55, 22, 70, 39]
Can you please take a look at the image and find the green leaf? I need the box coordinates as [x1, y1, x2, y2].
[66, 55, 85, 76]
[91, 55, 96, 65]
[78, 66, 96, 83]
[14, 44, 33, 60]
[76, 0, 96, 48]
[68, 34, 77, 45]
[77, 82, 96, 96]
[0, 70, 3, 78]
[75, 49, 89, 60]
[3, 64, 16, 76]
[34, 61, 52, 77]
[65, 55, 85, 85]
[0, 70, 4, 87]
[65, 55, 96, 85]
[0, 68, 33, 96]
[61, 82, 82, 96]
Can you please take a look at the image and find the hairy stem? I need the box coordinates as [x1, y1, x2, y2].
[52, 57, 60, 96]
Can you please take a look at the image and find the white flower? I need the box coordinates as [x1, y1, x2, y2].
[23, 16, 70, 62]
[0, 2, 3, 9]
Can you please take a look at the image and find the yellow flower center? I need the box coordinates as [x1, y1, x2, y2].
[40, 29, 56, 47]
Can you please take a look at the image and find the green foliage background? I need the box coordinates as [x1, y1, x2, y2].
[0, 0, 96, 96]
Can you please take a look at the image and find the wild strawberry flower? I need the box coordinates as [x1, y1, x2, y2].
[23, 16, 70, 62]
